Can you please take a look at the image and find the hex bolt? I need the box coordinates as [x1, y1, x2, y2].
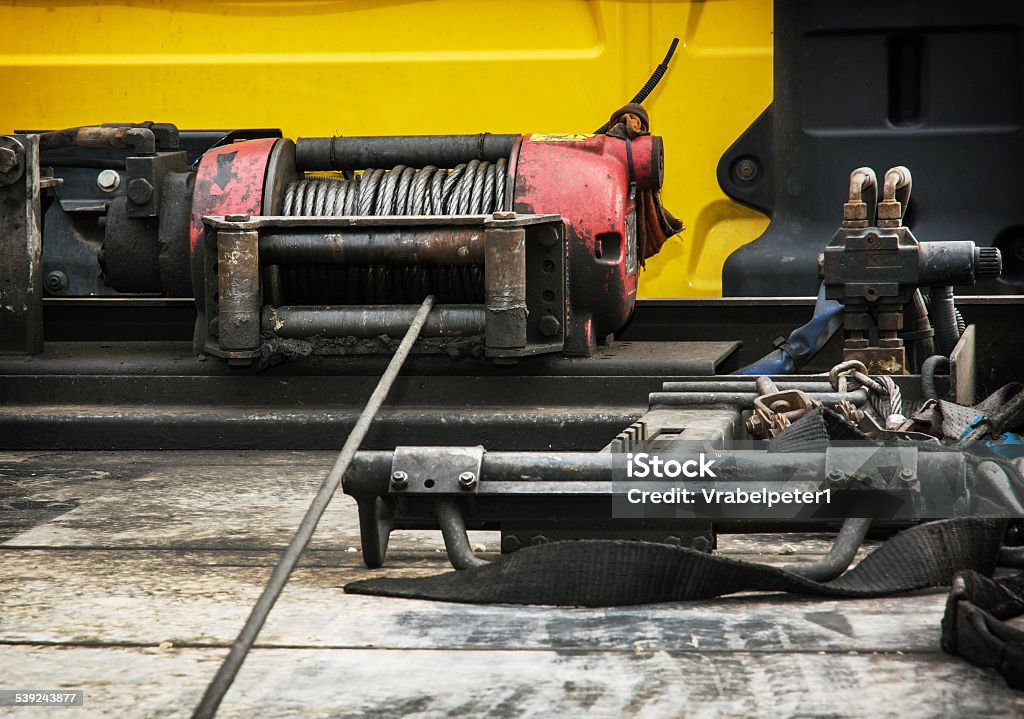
[899, 468, 916, 484]
[492, 211, 516, 220]
[734, 157, 759, 182]
[44, 270, 68, 293]
[390, 470, 409, 489]
[827, 469, 845, 484]
[127, 177, 154, 204]
[0, 146, 18, 173]
[225, 214, 250, 223]
[96, 169, 121, 193]
[530, 535, 550, 546]
[538, 315, 561, 337]
[458, 471, 477, 490]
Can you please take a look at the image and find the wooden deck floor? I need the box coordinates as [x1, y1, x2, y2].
[2, 450, 1022, 718]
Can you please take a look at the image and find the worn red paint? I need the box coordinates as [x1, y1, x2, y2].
[513, 134, 659, 354]
[189, 138, 278, 252]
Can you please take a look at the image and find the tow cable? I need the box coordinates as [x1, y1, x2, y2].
[192, 295, 437, 719]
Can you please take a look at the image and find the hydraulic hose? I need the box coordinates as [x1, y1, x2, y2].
[921, 355, 950, 401]
[929, 286, 961, 355]
[735, 284, 843, 375]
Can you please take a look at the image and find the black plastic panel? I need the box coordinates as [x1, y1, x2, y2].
[719, 1, 1024, 296]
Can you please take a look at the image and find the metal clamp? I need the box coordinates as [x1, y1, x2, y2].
[390, 446, 485, 494]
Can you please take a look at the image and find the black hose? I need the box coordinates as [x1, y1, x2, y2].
[40, 154, 126, 170]
[929, 286, 961, 355]
[921, 355, 950, 401]
[595, 38, 679, 134]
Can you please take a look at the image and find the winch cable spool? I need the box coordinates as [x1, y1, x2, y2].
[192, 296, 436, 719]
[276, 161, 507, 305]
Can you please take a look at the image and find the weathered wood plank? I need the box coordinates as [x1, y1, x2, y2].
[0, 548, 951, 654]
[0, 645, 1019, 719]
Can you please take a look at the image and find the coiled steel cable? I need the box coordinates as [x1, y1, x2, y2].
[282, 159, 507, 218]
[278, 162, 507, 305]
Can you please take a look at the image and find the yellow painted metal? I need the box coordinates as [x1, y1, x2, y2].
[0, 0, 772, 297]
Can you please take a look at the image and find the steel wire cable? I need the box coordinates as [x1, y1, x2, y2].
[278, 162, 506, 305]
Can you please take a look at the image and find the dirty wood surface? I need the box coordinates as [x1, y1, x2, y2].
[1, 450, 1021, 719]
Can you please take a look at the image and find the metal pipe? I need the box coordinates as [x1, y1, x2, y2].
[37, 125, 157, 154]
[260, 228, 485, 265]
[662, 381, 839, 393]
[848, 167, 877, 204]
[192, 295, 436, 719]
[265, 305, 485, 338]
[434, 497, 489, 569]
[295, 134, 520, 171]
[783, 517, 872, 581]
[648, 390, 869, 408]
[343, 449, 965, 497]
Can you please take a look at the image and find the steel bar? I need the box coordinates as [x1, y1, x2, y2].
[259, 228, 485, 265]
[342, 449, 964, 496]
[783, 517, 872, 580]
[192, 295, 436, 719]
[434, 497, 489, 569]
[295, 134, 519, 171]
[648, 390, 869, 407]
[265, 305, 485, 338]
[484, 226, 527, 349]
[216, 229, 261, 351]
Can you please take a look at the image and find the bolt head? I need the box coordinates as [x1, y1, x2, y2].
[127, 177, 154, 204]
[492, 211, 516, 221]
[225, 214, 250, 223]
[390, 470, 409, 489]
[44, 270, 68, 293]
[733, 157, 759, 182]
[458, 471, 477, 489]
[96, 169, 121, 192]
[899, 468, 916, 483]
[827, 469, 845, 483]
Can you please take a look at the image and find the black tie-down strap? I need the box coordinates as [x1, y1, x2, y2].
[942, 569, 1024, 689]
[345, 518, 1024, 689]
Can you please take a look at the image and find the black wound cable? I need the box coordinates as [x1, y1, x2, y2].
[595, 37, 680, 134]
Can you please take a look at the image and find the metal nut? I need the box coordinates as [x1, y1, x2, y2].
[390, 470, 409, 489]
[96, 169, 121, 192]
[458, 471, 477, 490]
[827, 469, 845, 484]
[492, 211, 516, 220]
[899, 468, 916, 484]
[0, 146, 18, 173]
[225, 214, 250, 223]
[127, 177, 154, 204]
